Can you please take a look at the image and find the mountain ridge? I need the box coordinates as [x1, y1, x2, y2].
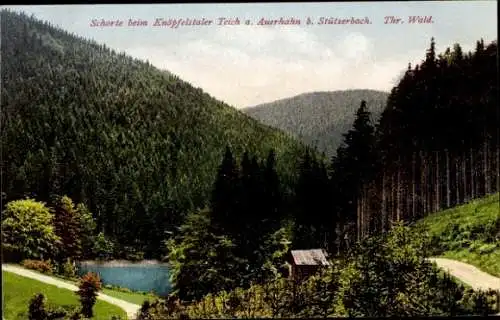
[244, 89, 389, 156]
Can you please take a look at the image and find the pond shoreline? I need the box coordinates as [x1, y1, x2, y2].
[77, 260, 172, 296]
[78, 259, 169, 267]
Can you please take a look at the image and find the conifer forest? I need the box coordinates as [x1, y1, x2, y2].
[1, 8, 499, 318]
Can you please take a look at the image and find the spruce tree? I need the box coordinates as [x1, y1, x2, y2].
[330, 100, 377, 242]
[210, 146, 240, 235]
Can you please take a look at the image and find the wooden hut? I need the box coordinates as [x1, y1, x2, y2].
[288, 249, 330, 282]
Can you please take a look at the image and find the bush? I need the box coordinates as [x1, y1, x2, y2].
[464, 289, 499, 316]
[137, 300, 154, 320]
[2, 199, 60, 261]
[64, 309, 84, 320]
[119, 246, 145, 262]
[29, 293, 48, 320]
[22, 259, 54, 274]
[46, 305, 68, 319]
[338, 224, 476, 317]
[61, 258, 77, 278]
[477, 243, 497, 254]
[136, 299, 181, 320]
[92, 232, 115, 260]
[77, 272, 102, 318]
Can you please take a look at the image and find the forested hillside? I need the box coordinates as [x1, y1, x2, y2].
[244, 90, 388, 156]
[0, 10, 306, 258]
[337, 38, 499, 240]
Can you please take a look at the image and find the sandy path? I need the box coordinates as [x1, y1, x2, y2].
[2, 264, 141, 320]
[428, 257, 500, 291]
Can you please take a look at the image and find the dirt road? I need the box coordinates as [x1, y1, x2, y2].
[428, 257, 500, 291]
[2, 264, 141, 320]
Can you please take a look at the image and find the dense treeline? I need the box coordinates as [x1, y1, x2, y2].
[1, 196, 110, 265]
[0, 9, 305, 258]
[166, 141, 346, 301]
[292, 37, 499, 248]
[356, 37, 499, 238]
[167, 147, 293, 301]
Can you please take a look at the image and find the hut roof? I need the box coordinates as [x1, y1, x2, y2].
[290, 249, 330, 266]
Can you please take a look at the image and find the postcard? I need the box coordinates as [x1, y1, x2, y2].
[1, 1, 499, 319]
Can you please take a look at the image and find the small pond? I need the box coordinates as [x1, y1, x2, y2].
[77, 260, 171, 296]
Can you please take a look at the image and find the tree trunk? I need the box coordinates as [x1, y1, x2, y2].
[363, 186, 368, 238]
[357, 193, 360, 242]
[446, 149, 451, 208]
[484, 138, 490, 195]
[435, 150, 440, 212]
[471, 148, 475, 199]
[455, 156, 460, 205]
[412, 152, 416, 219]
[426, 152, 432, 214]
[421, 151, 427, 217]
[497, 142, 500, 193]
[391, 172, 395, 225]
[397, 159, 401, 222]
[381, 172, 387, 232]
[462, 151, 467, 202]
[362, 188, 366, 239]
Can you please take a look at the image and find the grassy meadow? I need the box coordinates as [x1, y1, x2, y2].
[417, 193, 500, 277]
[2, 271, 128, 320]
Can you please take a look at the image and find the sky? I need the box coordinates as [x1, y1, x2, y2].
[6, 1, 498, 108]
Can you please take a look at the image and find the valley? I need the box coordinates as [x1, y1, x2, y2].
[1, 5, 498, 320]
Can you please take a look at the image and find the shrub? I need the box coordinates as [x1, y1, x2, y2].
[92, 232, 115, 260]
[136, 299, 180, 320]
[137, 300, 154, 320]
[469, 290, 498, 315]
[29, 293, 48, 320]
[61, 258, 77, 278]
[46, 305, 68, 319]
[119, 246, 145, 262]
[65, 309, 83, 320]
[2, 199, 60, 261]
[77, 272, 102, 318]
[22, 259, 54, 274]
[338, 223, 482, 317]
[477, 243, 497, 254]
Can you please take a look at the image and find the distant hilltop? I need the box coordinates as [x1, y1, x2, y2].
[244, 89, 389, 156]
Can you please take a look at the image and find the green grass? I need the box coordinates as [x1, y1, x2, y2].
[416, 193, 500, 277]
[100, 288, 156, 306]
[52, 276, 157, 305]
[442, 250, 500, 277]
[2, 271, 127, 320]
[7, 265, 159, 305]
